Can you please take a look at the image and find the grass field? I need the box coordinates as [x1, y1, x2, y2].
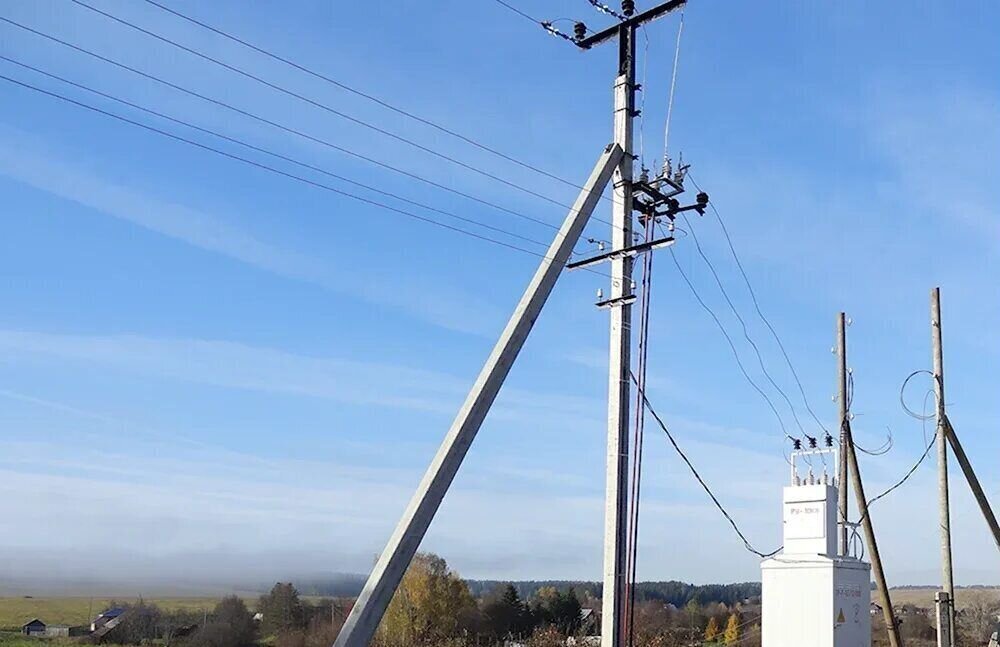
[0, 597, 227, 632]
[889, 587, 1000, 610]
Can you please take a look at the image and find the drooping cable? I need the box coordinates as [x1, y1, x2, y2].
[633, 374, 782, 559]
[0, 73, 617, 278]
[665, 240, 795, 444]
[623, 216, 656, 647]
[140, 0, 611, 199]
[679, 213, 814, 447]
[855, 374, 940, 525]
[688, 173, 831, 437]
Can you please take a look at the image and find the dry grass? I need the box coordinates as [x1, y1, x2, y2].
[888, 587, 1000, 611]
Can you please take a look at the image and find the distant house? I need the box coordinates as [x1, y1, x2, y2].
[92, 607, 126, 632]
[22, 619, 46, 636]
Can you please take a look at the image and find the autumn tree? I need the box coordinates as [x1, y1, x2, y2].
[723, 613, 740, 646]
[378, 552, 477, 647]
[704, 616, 721, 642]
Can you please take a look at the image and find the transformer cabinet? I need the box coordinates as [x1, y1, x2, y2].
[761, 451, 871, 647]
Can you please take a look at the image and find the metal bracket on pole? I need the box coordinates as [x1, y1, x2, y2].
[331, 143, 624, 647]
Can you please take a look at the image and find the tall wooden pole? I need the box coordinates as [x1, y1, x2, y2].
[931, 287, 956, 641]
[837, 313, 849, 556]
[839, 320, 903, 647]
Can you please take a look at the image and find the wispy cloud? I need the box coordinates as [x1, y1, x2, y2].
[0, 126, 503, 334]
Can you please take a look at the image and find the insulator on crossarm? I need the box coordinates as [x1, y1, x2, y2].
[574, 22, 587, 41]
[793, 438, 802, 451]
[621, 0, 635, 17]
[825, 434, 834, 447]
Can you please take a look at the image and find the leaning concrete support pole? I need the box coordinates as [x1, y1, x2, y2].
[845, 422, 903, 647]
[332, 144, 624, 647]
[943, 416, 1000, 552]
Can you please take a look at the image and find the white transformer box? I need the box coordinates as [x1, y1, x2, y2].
[761, 454, 871, 647]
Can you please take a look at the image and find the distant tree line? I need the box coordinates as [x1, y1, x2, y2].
[305, 576, 761, 609]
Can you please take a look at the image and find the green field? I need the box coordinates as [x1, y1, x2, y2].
[0, 597, 227, 632]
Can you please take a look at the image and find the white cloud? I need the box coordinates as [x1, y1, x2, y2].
[0, 126, 503, 335]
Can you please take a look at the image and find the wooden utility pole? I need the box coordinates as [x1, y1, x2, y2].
[931, 287, 956, 642]
[839, 317, 903, 647]
[943, 416, 1000, 552]
[836, 313, 849, 556]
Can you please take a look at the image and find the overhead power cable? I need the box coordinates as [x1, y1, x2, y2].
[68, 0, 597, 217]
[665, 241, 795, 444]
[855, 373, 939, 525]
[0, 73, 613, 278]
[0, 15, 597, 239]
[688, 173, 832, 437]
[0, 54, 553, 251]
[633, 374, 782, 559]
[139, 0, 610, 202]
[679, 212, 813, 444]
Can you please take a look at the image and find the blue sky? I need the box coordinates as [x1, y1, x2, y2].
[0, 0, 998, 591]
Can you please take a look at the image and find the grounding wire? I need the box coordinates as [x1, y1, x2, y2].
[0, 54, 556, 252]
[0, 15, 615, 246]
[139, 0, 614, 201]
[68, 0, 609, 220]
[0, 73, 615, 279]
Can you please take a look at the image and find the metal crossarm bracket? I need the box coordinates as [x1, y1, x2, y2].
[566, 236, 675, 271]
[575, 0, 687, 49]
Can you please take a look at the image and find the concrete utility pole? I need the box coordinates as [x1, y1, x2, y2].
[931, 287, 956, 642]
[603, 26, 635, 647]
[574, 4, 686, 644]
[838, 321, 903, 647]
[331, 145, 624, 647]
[836, 313, 849, 557]
[935, 592, 953, 647]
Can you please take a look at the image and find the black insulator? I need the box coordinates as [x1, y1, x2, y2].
[574, 22, 587, 41]
[696, 191, 709, 205]
[621, 0, 635, 17]
[808, 436, 818, 449]
[666, 197, 680, 211]
[793, 438, 802, 450]
[825, 434, 834, 447]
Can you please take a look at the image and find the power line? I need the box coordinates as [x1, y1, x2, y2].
[633, 374, 782, 559]
[666, 241, 795, 443]
[139, 0, 608, 199]
[679, 212, 813, 443]
[68, 0, 597, 217]
[688, 173, 832, 437]
[0, 54, 553, 251]
[492, 0, 540, 24]
[0, 72, 614, 278]
[0, 15, 594, 239]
